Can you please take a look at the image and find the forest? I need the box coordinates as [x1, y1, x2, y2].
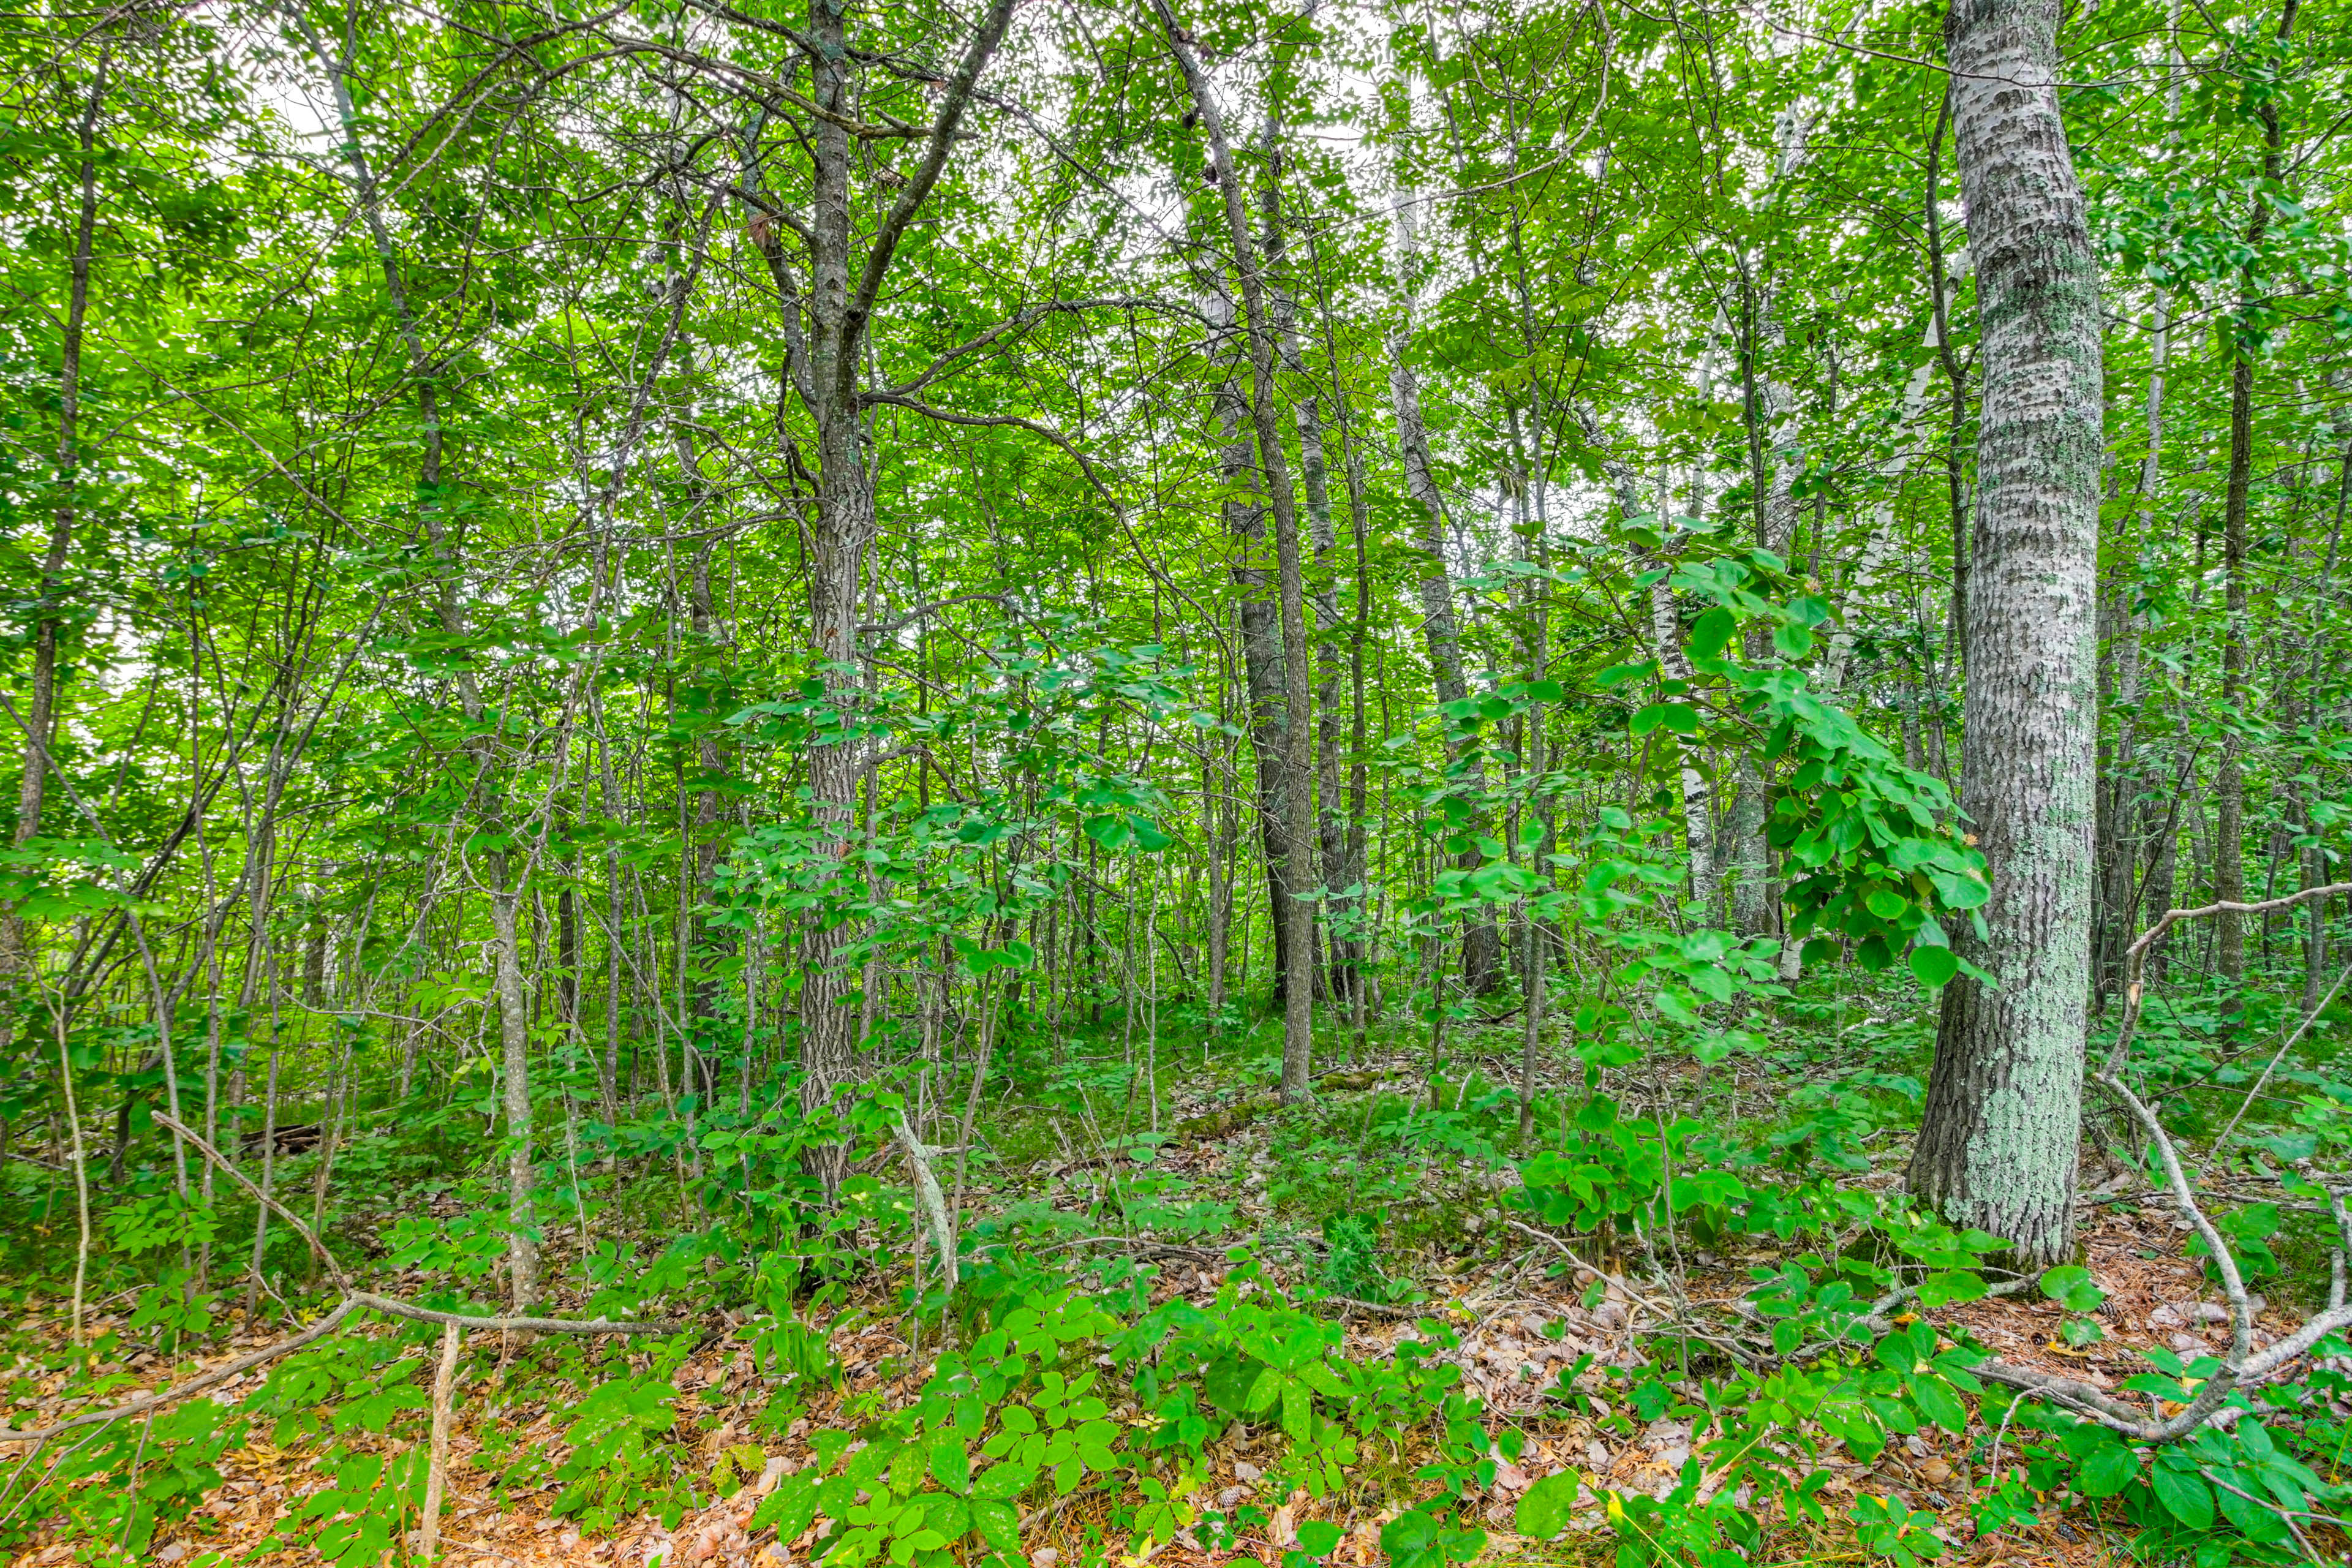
[2, 0, 2351, 1562]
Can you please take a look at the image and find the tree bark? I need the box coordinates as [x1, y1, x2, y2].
[1388, 192, 1503, 993]
[2297, 445, 2350, 1015]
[1, 53, 106, 1013]
[1159, 29, 1317, 1099]
[296, 9, 542, 1305]
[1909, 0, 2103, 1267]
[2214, 0, 2296, 989]
[1262, 138, 1351, 1010]
[738, 0, 1016, 1189]
[1207, 285, 1296, 1007]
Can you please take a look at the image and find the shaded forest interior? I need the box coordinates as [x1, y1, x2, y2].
[2, 0, 2352, 1564]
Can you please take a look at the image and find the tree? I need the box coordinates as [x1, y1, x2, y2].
[1908, 0, 2105, 1266]
[726, 0, 1019, 1180]
[1158, 2, 1319, 1099]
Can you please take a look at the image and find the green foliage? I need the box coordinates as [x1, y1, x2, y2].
[1849, 1494, 1946, 1568]
[553, 1378, 701, 1533]
[33, 1398, 243, 1556]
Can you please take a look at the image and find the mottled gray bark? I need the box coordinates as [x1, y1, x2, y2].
[2214, 0, 2296, 989]
[1390, 193, 1502, 993]
[1262, 132, 1353, 1009]
[1909, 0, 2103, 1267]
[1158, 29, 1316, 1098]
[739, 0, 1015, 1193]
[1206, 287, 1296, 1004]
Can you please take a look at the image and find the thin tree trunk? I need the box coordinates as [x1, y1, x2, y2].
[739, 0, 1016, 1192]
[2304, 445, 2350, 1015]
[1159, 43, 1316, 1100]
[2214, 0, 2297, 989]
[0, 54, 106, 1019]
[297, 9, 543, 1307]
[1207, 285, 1295, 1009]
[1261, 139, 1348, 1009]
[1389, 189, 1504, 992]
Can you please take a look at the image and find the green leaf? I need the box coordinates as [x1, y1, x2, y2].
[753, 1474, 820, 1539]
[1687, 606, 1737, 659]
[1630, 702, 1700, 737]
[973, 1499, 1020, 1553]
[2152, 1461, 2214, 1528]
[1909, 946, 1958, 989]
[1597, 660, 1657, 688]
[1515, 1472, 1583, 1539]
[971, 1461, 1036, 1500]
[2076, 1442, 2138, 1498]
[929, 1437, 970, 1495]
[1915, 1270, 1985, 1308]
[2215, 1471, 2290, 1543]
[2038, 1265, 2106, 1313]
[1905, 1374, 1967, 1434]
[1295, 1520, 1344, 1558]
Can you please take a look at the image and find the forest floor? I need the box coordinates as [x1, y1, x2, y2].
[5, 1049, 2320, 1568]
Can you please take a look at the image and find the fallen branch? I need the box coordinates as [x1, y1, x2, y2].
[2004, 892, 2352, 1446]
[894, 1115, 960, 1294]
[418, 1321, 464, 1567]
[0, 1297, 363, 1444]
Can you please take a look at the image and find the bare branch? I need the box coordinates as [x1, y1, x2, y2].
[837, 0, 1020, 405]
[877, 298, 1178, 399]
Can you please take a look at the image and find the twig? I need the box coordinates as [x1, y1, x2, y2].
[2212, 959, 2352, 1156]
[349, 1294, 684, 1335]
[1501, 1219, 1672, 1317]
[1313, 1295, 1427, 1319]
[2202, 1466, 2335, 1562]
[2106, 884, 2352, 1076]
[1019, 1478, 1115, 1531]
[418, 1321, 463, 1566]
[0, 1297, 364, 1443]
[155, 1114, 349, 1291]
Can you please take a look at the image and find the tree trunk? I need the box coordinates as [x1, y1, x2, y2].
[2097, 295, 2171, 999]
[1207, 285, 1295, 1006]
[736, 0, 1014, 1192]
[1261, 146, 1349, 1009]
[296, 9, 543, 1305]
[1909, 0, 2103, 1268]
[0, 53, 105, 1017]
[2214, 0, 2296, 989]
[2308, 445, 2351, 1014]
[1388, 191, 1503, 993]
[1160, 42, 1317, 1100]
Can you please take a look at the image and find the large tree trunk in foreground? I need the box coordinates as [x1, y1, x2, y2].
[1909, 0, 2102, 1268]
